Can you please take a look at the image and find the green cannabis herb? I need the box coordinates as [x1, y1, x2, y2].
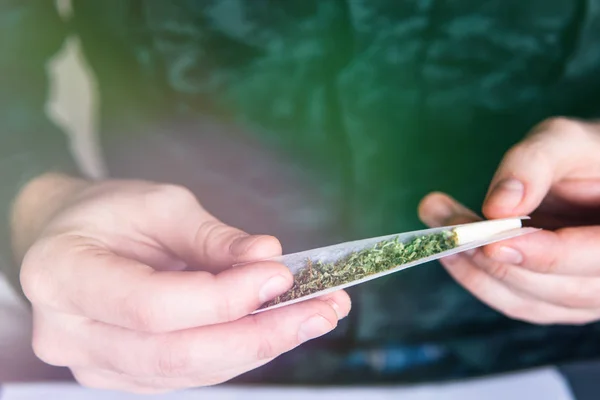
[261, 231, 458, 309]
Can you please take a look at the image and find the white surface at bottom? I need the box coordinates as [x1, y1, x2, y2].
[2, 367, 574, 400]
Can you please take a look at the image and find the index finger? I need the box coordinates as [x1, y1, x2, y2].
[71, 291, 349, 380]
[482, 226, 600, 276]
[22, 235, 294, 333]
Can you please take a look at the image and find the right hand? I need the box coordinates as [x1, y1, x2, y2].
[13, 174, 350, 393]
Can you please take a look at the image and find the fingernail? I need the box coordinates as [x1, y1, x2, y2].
[230, 235, 259, 257]
[259, 275, 290, 303]
[325, 298, 348, 320]
[491, 246, 523, 265]
[298, 315, 334, 343]
[489, 179, 524, 210]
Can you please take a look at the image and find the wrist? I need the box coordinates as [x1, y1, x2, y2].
[10, 172, 90, 262]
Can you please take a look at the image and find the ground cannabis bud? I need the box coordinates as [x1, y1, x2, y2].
[261, 231, 458, 309]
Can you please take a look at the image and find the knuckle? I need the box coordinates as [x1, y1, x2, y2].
[522, 231, 563, 275]
[197, 220, 224, 249]
[19, 242, 55, 305]
[533, 256, 559, 275]
[214, 296, 234, 323]
[19, 263, 43, 304]
[539, 116, 578, 133]
[255, 333, 277, 360]
[504, 140, 546, 166]
[20, 234, 86, 307]
[187, 273, 239, 324]
[244, 317, 279, 360]
[537, 117, 591, 143]
[486, 260, 510, 282]
[505, 117, 587, 164]
[152, 184, 197, 208]
[313, 301, 340, 327]
[121, 292, 164, 333]
[154, 339, 190, 378]
[198, 219, 244, 256]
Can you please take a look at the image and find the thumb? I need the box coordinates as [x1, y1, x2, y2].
[482, 118, 600, 219]
[181, 218, 283, 272]
[142, 186, 282, 272]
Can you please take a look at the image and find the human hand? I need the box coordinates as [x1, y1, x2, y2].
[13, 174, 350, 393]
[419, 117, 600, 325]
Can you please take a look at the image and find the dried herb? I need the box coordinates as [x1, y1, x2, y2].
[260, 230, 457, 309]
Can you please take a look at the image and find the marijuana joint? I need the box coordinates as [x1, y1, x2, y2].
[260, 231, 457, 309]
[258, 218, 527, 311]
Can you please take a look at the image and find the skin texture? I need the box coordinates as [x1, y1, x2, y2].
[11, 174, 351, 393]
[419, 117, 600, 326]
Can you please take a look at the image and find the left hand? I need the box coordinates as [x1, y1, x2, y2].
[419, 117, 600, 326]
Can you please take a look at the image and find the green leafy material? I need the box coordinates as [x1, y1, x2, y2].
[260, 231, 458, 309]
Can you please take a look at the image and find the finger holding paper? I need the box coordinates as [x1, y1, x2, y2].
[419, 117, 600, 325]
